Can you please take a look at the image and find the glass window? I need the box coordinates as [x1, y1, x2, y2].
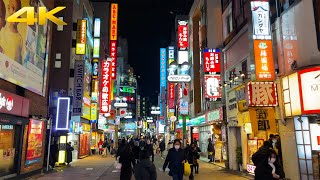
[296, 131, 303, 144]
[294, 117, 302, 130]
[297, 145, 305, 159]
[299, 159, 307, 174]
[303, 131, 311, 145]
[0, 125, 15, 176]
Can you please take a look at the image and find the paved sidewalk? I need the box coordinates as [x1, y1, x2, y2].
[27, 155, 115, 180]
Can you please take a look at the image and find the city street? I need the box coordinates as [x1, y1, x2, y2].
[27, 154, 253, 180]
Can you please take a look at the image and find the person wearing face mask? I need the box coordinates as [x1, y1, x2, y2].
[163, 139, 186, 180]
[254, 148, 285, 180]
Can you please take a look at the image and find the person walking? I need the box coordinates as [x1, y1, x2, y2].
[185, 143, 198, 179]
[207, 138, 214, 162]
[134, 150, 157, 180]
[66, 142, 74, 165]
[133, 141, 141, 164]
[146, 139, 155, 162]
[49, 140, 59, 169]
[159, 139, 166, 158]
[98, 139, 104, 155]
[194, 143, 201, 174]
[162, 139, 185, 180]
[119, 143, 136, 180]
[153, 140, 159, 155]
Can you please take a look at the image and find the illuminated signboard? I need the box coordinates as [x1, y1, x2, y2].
[90, 103, 98, 120]
[253, 40, 275, 81]
[160, 48, 167, 114]
[204, 75, 221, 99]
[247, 82, 278, 106]
[168, 46, 175, 64]
[94, 18, 101, 38]
[110, 40, 117, 79]
[26, 119, 44, 165]
[177, 20, 188, 50]
[203, 49, 220, 73]
[73, 60, 84, 116]
[168, 83, 175, 109]
[92, 59, 99, 79]
[137, 95, 141, 118]
[110, 3, 118, 40]
[100, 59, 112, 114]
[56, 97, 71, 130]
[93, 38, 100, 58]
[119, 87, 135, 93]
[76, 19, 87, 55]
[251, 1, 271, 40]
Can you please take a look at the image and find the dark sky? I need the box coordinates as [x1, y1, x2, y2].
[117, 0, 193, 102]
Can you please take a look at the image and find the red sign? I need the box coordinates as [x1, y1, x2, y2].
[109, 40, 117, 79]
[100, 60, 112, 113]
[178, 23, 188, 49]
[0, 89, 29, 117]
[203, 50, 220, 73]
[204, 75, 221, 99]
[247, 82, 278, 106]
[168, 83, 175, 109]
[26, 119, 44, 165]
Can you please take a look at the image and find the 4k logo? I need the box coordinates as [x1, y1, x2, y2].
[6, 7, 67, 26]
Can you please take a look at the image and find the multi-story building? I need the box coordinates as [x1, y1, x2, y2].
[0, 0, 52, 178]
[49, 0, 94, 161]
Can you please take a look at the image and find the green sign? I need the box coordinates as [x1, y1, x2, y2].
[120, 87, 135, 93]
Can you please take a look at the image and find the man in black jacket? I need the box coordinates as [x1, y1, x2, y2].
[159, 139, 166, 158]
[134, 150, 157, 180]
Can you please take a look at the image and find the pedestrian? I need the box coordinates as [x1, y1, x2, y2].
[119, 143, 136, 180]
[49, 140, 59, 169]
[107, 139, 112, 153]
[185, 142, 198, 179]
[117, 139, 127, 158]
[207, 138, 214, 162]
[98, 139, 104, 155]
[253, 149, 285, 180]
[153, 140, 159, 155]
[162, 139, 185, 180]
[274, 135, 283, 166]
[140, 137, 147, 150]
[146, 139, 155, 162]
[66, 142, 74, 165]
[159, 139, 166, 158]
[133, 141, 141, 164]
[194, 143, 201, 174]
[134, 150, 157, 180]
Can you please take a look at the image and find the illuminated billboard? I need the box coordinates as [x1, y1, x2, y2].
[251, 1, 271, 40]
[110, 40, 117, 79]
[93, 38, 100, 58]
[160, 48, 167, 114]
[0, 0, 50, 96]
[253, 40, 275, 81]
[168, 46, 175, 64]
[100, 59, 112, 114]
[76, 19, 87, 55]
[177, 20, 188, 50]
[110, 3, 118, 41]
[203, 49, 220, 73]
[204, 75, 221, 99]
[94, 18, 101, 38]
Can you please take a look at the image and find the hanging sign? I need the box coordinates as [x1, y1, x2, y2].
[203, 49, 220, 73]
[247, 82, 278, 106]
[100, 59, 112, 114]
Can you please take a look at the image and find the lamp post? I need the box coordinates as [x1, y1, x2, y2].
[168, 61, 190, 148]
[114, 96, 127, 149]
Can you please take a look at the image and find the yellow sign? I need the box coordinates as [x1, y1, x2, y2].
[90, 103, 97, 120]
[249, 107, 276, 135]
[76, 19, 87, 55]
[82, 123, 91, 132]
[110, 3, 118, 40]
[7, 7, 67, 25]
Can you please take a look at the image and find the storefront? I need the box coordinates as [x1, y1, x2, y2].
[281, 67, 320, 179]
[68, 116, 81, 161]
[0, 89, 30, 178]
[79, 123, 91, 158]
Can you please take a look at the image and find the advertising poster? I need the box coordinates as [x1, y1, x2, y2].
[26, 119, 44, 165]
[0, 0, 49, 96]
[204, 75, 221, 99]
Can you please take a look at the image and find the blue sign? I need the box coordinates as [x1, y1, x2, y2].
[160, 48, 167, 114]
[55, 97, 71, 130]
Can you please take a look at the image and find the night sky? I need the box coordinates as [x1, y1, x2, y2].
[117, 0, 194, 102]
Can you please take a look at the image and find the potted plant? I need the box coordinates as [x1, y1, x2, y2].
[236, 147, 243, 171]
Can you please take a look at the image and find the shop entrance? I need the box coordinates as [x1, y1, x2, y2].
[0, 125, 22, 177]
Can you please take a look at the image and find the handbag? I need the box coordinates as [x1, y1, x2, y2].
[184, 162, 191, 176]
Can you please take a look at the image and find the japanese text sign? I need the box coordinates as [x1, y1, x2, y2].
[249, 107, 276, 134]
[254, 40, 275, 81]
[178, 21, 188, 50]
[110, 3, 118, 41]
[168, 83, 175, 109]
[204, 75, 221, 99]
[203, 49, 220, 73]
[168, 46, 175, 64]
[76, 19, 87, 55]
[110, 40, 117, 79]
[100, 59, 112, 113]
[248, 82, 278, 106]
[251, 1, 271, 39]
[0, 89, 29, 117]
[160, 48, 167, 115]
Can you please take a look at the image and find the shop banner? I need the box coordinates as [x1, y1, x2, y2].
[25, 119, 44, 165]
[206, 107, 223, 123]
[81, 95, 91, 120]
[76, 19, 87, 55]
[177, 21, 188, 50]
[251, 1, 271, 39]
[73, 60, 85, 116]
[100, 59, 112, 114]
[110, 40, 117, 79]
[90, 103, 97, 120]
[0, 89, 29, 117]
[253, 40, 275, 81]
[249, 107, 276, 134]
[203, 49, 221, 73]
[247, 82, 278, 106]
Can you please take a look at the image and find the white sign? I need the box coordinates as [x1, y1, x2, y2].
[178, 51, 188, 64]
[73, 60, 84, 116]
[114, 103, 128, 108]
[151, 111, 161, 115]
[168, 75, 191, 82]
[180, 100, 188, 115]
[251, 1, 271, 39]
[299, 69, 320, 114]
[0, 93, 13, 111]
